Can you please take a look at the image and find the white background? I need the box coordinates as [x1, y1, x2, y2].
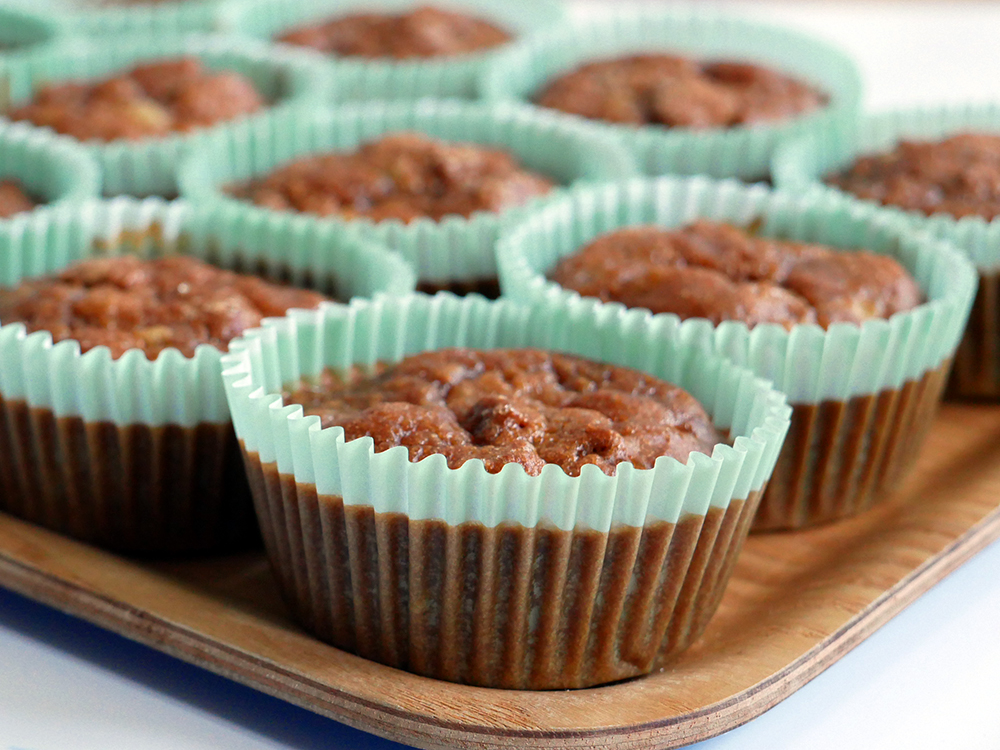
[2, 3, 1000, 749]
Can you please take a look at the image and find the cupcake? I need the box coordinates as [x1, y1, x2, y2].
[221, 292, 790, 688]
[219, 0, 565, 100]
[479, 8, 861, 180]
[178, 100, 636, 294]
[496, 177, 976, 530]
[0, 34, 332, 196]
[0, 197, 415, 554]
[773, 105, 1000, 398]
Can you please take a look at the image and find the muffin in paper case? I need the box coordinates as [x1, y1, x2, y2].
[177, 99, 637, 291]
[0, 197, 415, 555]
[0, 33, 333, 197]
[478, 6, 862, 181]
[220, 292, 791, 689]
[496, 176, 977, 530]
[218, 0, 566, 100]
[773, 105, 1000, 398]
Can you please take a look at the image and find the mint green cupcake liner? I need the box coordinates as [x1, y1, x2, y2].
[1, 0, 227, 35]
[0, 34, 334, 197]
[772, 104, 1000, 397]
[178, 99, 637, 285]
[496, 176, 977, 529]
[0, 6, 61, 57]
[0, 197, 414, 554]
[219, 0, 566, 100]
[221, 292, 790, 688]
[0, 121, 101, 212]
[478, 7, 862, 180]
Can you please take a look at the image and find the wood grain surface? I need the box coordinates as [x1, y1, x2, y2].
[0, 403, 997, 749]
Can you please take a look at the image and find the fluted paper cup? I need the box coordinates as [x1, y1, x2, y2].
[0, 197, 414, 554]
[221, 292, 790, 688]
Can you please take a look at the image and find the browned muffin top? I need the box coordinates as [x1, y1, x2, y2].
[549, 221, 921, 329]
[536, 54, 826, 128]
[285, 348, 721, 477]
[0, 254, 330, 359]
[278, 5, 511, 60]
[8, 57, 265, 142]
[0, 180, 36, 218]
[231, 132, 555, 223]
[826, 133, 1000, 220]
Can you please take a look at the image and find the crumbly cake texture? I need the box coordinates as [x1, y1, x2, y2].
[278, 5, 511, 60]
[231, 132, 555, 222]
[284, 347, 722, 478]
[8, 57, 265, 142]
[826, 133, 1000, 220]
[536, 54, 826, 128]
[0, 254, 329, 359]
[0, 180, 36, 218]
[549, 220, 921, 329]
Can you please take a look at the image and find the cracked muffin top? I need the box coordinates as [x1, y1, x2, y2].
[277, 5, 511, 60]
[826, 133, 1000, 220]
[230, 132, 555, 223]
[0, 180, 36, 218]
[0, 254, 330, 359]
[549, 220, 921, 329]
[535, 54, 826, 129]
[8, 57, 265, 142]
[284, 348, 721, 477]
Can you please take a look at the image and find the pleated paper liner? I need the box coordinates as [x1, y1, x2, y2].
[495, 177, 977, 530]
[0, 34, 333, 197]
[219, 0, 566, 100]
[177, 100, 637, 288]
[0, 122, 101, 220]
[0, 6, 60, 58]
[3, 0, 228, 36]
[0, 197, 415, 555]
[477, 7, 862, 180]
[772, 104, 1000, 398]
[221, 293, 791, 689]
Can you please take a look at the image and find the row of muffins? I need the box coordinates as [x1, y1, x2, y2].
[0, 1, 992, 691]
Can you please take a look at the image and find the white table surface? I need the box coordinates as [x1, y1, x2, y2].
[3, 3, 1000, 749]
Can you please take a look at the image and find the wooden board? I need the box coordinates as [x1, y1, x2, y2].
[0, 403, 998, 749]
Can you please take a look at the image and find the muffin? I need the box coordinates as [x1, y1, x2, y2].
[219, 0, 565, 99]
[772, 106, 1000, 398]
[496, 177, 976, 530]
[277, 6, 512, 59]
[536, 55, 826, 130]
[549, 221, 922, 328]
[0, 197, 415, 554]
[178, 100, 635, 295]
[222, 293, 791, 688]
[478, 9, 861, 179]
[9, 57, 265, 142]
[0, 35, 331, 196]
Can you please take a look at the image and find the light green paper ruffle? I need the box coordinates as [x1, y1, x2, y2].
[479, 7, 862, 180]
[219, 0, 566, 100]
[0, 197, 415, 426]
[772, 104, 1000, 272]
[222, 293, 791, 531]
[178, 99, 637, 284]
[496, 176, 977, 404]
[0, 34, 334, 197]
[0, 121, 101, 209]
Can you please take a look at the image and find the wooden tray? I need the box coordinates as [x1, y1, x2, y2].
[0, 403, 998, 750]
